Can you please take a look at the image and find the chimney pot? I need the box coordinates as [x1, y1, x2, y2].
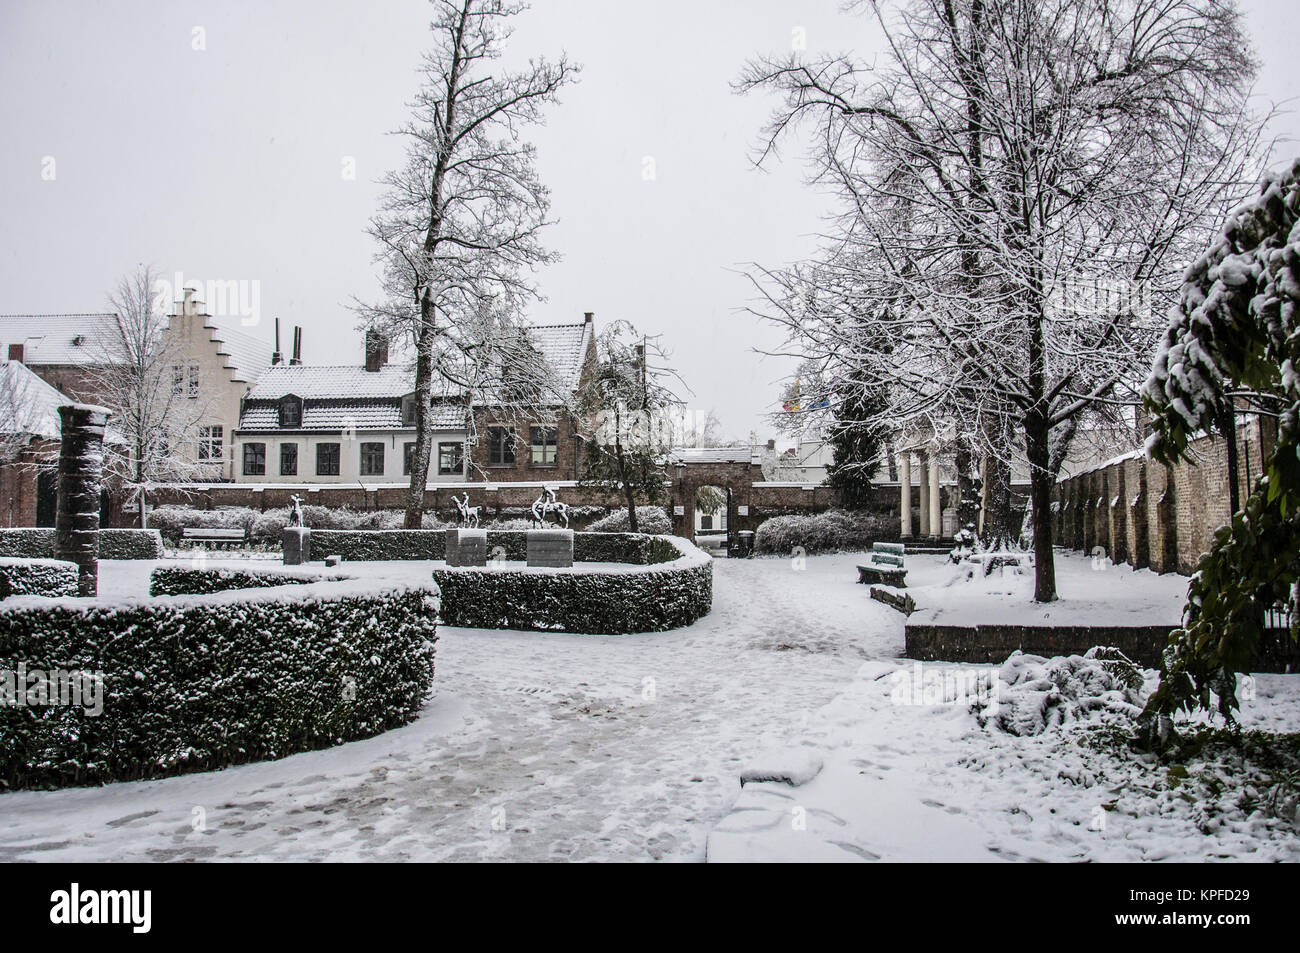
[365, 330, 389, 372]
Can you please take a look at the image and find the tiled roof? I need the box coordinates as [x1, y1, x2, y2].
[246, 363, 434, 400]
[0, 360, 70, 439]
[204, 322, 274, 383]
[528, 320, 591, 391]
[238, 397, 465, 433]
[0, 314, 119, 365]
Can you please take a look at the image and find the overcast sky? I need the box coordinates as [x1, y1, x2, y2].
[2, 0, 1296, 447]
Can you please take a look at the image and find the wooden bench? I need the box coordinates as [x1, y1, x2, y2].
[857, 542, 907, 588]
[181, 527, 248, 549]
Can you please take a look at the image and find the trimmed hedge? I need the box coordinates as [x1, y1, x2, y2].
[0, 528, 163, 561]
[310, 528, 678, 566]
[432, 535, 712, 634]
[147, 505, 449, 543]
[0, 558, 78, 599]
[149, 566, 327, 596]
[0, 578, 438, 790]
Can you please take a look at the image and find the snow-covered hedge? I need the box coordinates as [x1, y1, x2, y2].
[148, 505, 449, 543]
[0, 558, 78, 599]
[433, 535, 712, 634]
[148, 565, 327, 596]
[0, 578, 439, 790]
[586, 506, 672, 535]
[753, 509, 897, 555]
[309, 528, 680, 565]
[0, 528, 163, 561]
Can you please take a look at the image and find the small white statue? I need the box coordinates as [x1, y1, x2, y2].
[455, 492, 481, 528]
[530, 486, 569, 528]
[289, 494, 304, 528]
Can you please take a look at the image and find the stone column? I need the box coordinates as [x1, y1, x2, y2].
[918, 453, 931, 537]
[54, 404, 110, 597]
[899, 453, 913, 539]
[928, 445, 942, 539]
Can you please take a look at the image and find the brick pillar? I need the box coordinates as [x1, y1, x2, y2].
[54, 403, 110, 597]
[1129, 459, 1149, 570]
[1109, 465, 1128, 566]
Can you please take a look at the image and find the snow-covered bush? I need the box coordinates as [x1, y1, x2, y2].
[974, 648, 1149, 737]
[149, 566, 325, 596]
[150, 505, 449, 543]
[434, 535, 711, 634]
[0, 558, 78, 598]
[0, 578, 438, 790]
[753, 509, 896, 555]
[0, 528, 162, 561]
[587, 506, 672, 535]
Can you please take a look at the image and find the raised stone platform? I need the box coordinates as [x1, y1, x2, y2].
[446, 528, 488, 567]
[526, 528, 574, 568]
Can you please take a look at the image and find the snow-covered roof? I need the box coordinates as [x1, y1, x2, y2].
[528, 319, 592, 392]
[668, 447, 762, 466]
[0, 314, 119, 365]
[0, 360, 70, 439]
[246, 364, 430, 401]
[239, 397, 465, 432]
[201, 321, 274, 384]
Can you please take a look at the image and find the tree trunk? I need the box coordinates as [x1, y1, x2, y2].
[1025, 411, 1058, 602]
[403, 300, 436, 529]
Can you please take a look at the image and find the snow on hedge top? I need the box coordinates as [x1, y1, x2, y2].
[1144, 157, 1300, 459]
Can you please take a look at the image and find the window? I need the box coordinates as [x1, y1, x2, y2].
[197, 425, 223, 462]
[280, 443, 298, 476]
[700, 514, 713, 531]
[401, 394, 417, 428]
[360, 442, 385, 476]
[171, 364, 184, 397]
[316, 442, 340, 476]
[437, 442, 463, 475]
[529, 427, 558, 466]
[279, 395, 303, 429]
[403, 442, 417, 476]
[242, 442, 266, 476]
[188, 363, 200, 399]
[487, 427, 515, 466]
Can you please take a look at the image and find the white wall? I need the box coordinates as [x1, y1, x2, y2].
[232, 430, 468, 484]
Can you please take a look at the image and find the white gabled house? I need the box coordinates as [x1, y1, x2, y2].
[231, 334, 470, 485]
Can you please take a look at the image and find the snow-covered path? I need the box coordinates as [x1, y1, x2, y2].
[0, 554, 898, 862]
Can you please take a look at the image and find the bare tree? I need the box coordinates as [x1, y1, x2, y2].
[577, 320, 686, 532]
[357, 0, 580, 527]
[739, 0, 1265, 600]
[85, 265, 210, 528]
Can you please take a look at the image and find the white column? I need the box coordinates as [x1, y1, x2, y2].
[928, 444, 942, 538]
[918, 453, 931, 537]
[899, 453, 912, 538]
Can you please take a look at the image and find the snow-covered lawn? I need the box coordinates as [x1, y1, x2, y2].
[1, 550, 1295, 862]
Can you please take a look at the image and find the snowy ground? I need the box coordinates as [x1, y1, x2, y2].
[1, 551, 1295, 862]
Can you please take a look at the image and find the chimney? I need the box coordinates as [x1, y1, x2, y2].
[8, 344, 23, 364]
[365, 330, 389, 372]
[290, 326, 302, 365]
[272, 318, 283, 366]
[767, 439, 776, 451]
[584, 312, 594, 324]
[179, 286, 205, 317]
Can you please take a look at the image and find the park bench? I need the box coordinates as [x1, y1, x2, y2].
[181, 527, 247, 549]
[857, 541, 907, 588]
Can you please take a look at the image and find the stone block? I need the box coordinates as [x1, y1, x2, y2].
[283, 526, 312, 565]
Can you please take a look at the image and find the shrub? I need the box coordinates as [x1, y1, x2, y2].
[433, 535, 712, 634]
[753, 509, 897, 555]
[149, 566, 326, 596]
[150, 505, 450, 542]
[0, 529, 162, 561]
[587, 506, 672, 535]
[0, 577, 438, 790]
[0, 558, 78, 598]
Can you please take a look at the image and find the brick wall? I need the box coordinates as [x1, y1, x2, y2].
[1054, 420, 1275, 576]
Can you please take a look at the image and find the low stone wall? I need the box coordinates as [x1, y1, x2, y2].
[905, 622, 1298, 673]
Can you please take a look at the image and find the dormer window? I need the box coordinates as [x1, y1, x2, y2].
[401, 393, 417, 428]
[279, 394, 303, 429]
